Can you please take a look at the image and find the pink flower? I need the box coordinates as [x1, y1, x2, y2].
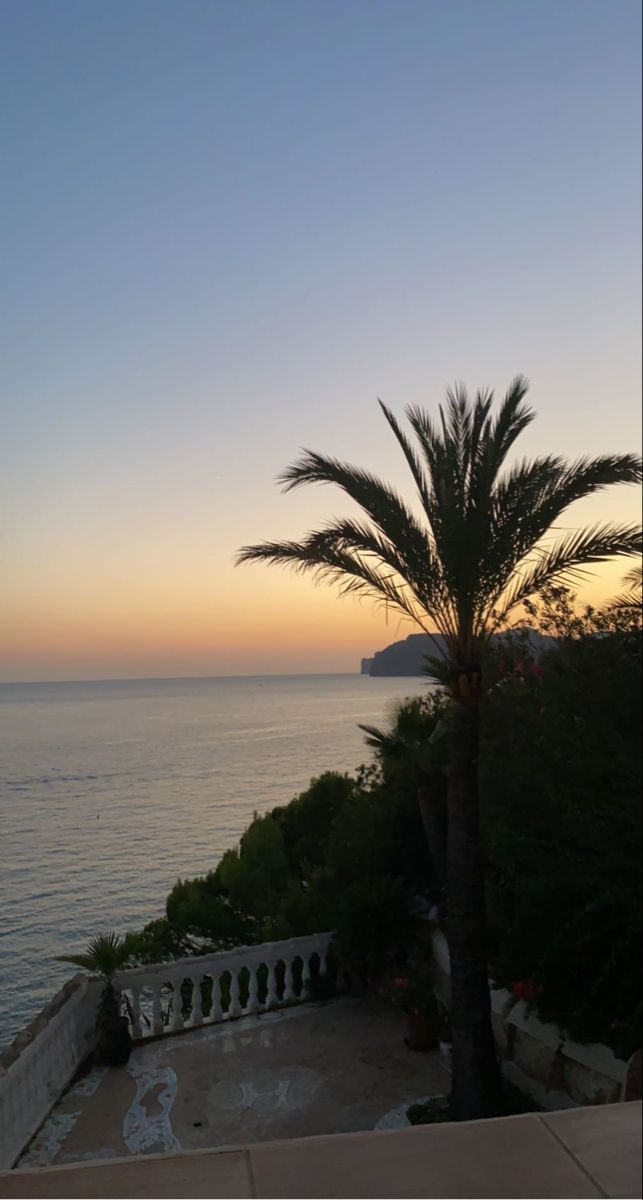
[512, 979, 540, 1003]
[531, 664, 545, 677]
[394, 977, 408, 989]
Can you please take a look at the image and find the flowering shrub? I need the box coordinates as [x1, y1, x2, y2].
[511, 980, 543, 1003]
[503, 980, 545, 1019]
[483, 589, 641, 1058]
[390, 962, 439, 1020]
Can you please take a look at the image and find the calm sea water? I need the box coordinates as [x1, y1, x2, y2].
[0, 674, 427, 1046]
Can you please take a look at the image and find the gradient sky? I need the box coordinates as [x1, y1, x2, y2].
[1, 0, 641, 682]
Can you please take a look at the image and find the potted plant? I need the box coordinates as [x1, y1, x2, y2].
[59, 932, 135, 1067]
[391, 962, 440, 1051]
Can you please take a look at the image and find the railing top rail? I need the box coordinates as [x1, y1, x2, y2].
[113, 930, 333, 986]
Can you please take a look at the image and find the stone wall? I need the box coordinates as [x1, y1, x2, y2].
[430, 929, 634, 1110]
[0, 976, 101, 1169]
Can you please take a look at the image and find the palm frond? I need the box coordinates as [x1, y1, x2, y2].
[494, 523, 643, 624]
[378, 399, 433, 523]
[279, 452, 421, 550]
[358, 722, 404, 754]
[477, 454, 643, 631]
[320, 517, 456, 636]
[58, 952, 100, 973]
[622, 563, 643, 590]
[237, 532, 428, 629]
[489, 375, 534, 471]
[606, 561, 643, 611]
[57, 932, 132, 980]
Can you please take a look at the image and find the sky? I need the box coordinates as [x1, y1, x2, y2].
[1, 0, 641, 682]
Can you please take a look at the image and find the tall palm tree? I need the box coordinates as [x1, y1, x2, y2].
[237, 377, 642, 1118]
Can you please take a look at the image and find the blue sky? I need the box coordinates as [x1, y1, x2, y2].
[1, 0, 641, 680]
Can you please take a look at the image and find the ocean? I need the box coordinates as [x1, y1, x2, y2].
[0, 673, 428, 1047]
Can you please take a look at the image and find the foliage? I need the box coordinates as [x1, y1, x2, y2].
[237, 377, 641, 680]
[332, 876, 414, 983]
[217, 813, 290, 932]
[391, 960, 440, 1020]
[58, 932, 136, 980]
[359, 691, 449, 781]
[113, 589, 640, 1060]
[58, 932, 135, 1051]
[360, 691, 449, 901]
[482, 589, 642, 1057]
[166, 875, 255, 946]
[604, 562, 643, 616]
[407, 1080, 539, 1125]
[123, 765, 429, 974]
[271, 772, 358, 873]
[237, 378, 640, 1117]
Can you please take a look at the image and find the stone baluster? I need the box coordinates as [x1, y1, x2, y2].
[246, 965, 260, 1014]
[265, 961, 278, 1008]
[190, 976, 203, 1026]
[128, 988, 143, 1039]
[301, 954, 312, 999]
[210, 975, 223, 1023]
[283, 957, 295, 1002]
[151, 984, 164, 1035]
[171, 980, 184, 1032]
[228, 970, 241, 1018]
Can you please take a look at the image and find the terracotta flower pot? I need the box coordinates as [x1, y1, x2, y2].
[404, 1012, 438, 1052]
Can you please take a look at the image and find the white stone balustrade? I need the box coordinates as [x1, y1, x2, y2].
[114, 931, 334, 1041]
[0, 932, 334, 1171]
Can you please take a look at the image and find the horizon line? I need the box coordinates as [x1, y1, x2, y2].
[0, 670, 374, 688]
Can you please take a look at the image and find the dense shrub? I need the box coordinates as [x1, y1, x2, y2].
[129, 766, 430, 968]
[481, 591, 641, 1057]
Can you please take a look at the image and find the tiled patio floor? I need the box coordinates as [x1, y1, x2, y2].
[6, 1104, 642, 1198]
[19, 997, 450, 1169]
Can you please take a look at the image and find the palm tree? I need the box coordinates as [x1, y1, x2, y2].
[360, 695, 449, 901]
[237, 376, 642, 1118]
[59, 932, 135, 1065]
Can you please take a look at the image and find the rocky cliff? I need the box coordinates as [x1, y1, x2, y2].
[364, 630, 553, 676]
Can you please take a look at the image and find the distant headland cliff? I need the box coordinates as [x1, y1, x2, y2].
[360, 633, 443, 675]
[360, 630, 553, 675]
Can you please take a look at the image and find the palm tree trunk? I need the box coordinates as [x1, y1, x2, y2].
[416, 779, 447, 900]
[446, 697, 501, 1119]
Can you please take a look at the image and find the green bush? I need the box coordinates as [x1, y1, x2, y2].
[333, 876, 414, 983]
[481, 594, 641, 1057]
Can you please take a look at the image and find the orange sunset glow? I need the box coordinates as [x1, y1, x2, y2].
[2, 0, 640, 684]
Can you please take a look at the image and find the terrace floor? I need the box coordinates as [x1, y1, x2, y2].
[6, 1104, 642, 1198]
[18, 997, 451, 1169]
